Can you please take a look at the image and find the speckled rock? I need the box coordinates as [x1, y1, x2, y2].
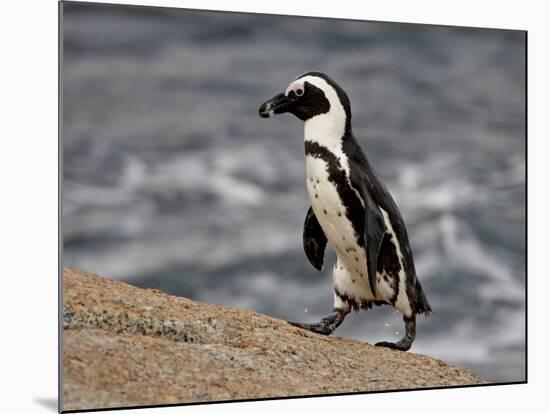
[63, 266, 485, 411]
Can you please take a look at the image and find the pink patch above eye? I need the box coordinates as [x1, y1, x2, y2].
[285, 81, 304, 97]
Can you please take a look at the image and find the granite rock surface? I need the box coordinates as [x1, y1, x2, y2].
[63, 266, 486, 411]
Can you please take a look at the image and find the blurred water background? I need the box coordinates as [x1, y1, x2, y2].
[62, 2, 526, 383]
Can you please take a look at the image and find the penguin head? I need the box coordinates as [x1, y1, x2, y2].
[259, 71, 351, 125]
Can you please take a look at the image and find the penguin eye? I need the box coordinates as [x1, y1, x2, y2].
[295, 88, 304, 97]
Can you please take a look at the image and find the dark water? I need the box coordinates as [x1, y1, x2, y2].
[62, 3, 526, 383]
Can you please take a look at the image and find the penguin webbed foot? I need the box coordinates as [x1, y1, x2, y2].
[287, 320, 333, 335]
[375, 339, 412, 351]
[375, 314, 416, 352]
[287, 308, 349, 336]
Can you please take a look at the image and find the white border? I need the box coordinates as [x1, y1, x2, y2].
[2, 0, 546, 413]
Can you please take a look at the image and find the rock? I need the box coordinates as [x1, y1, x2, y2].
[63, 266, 485, 411]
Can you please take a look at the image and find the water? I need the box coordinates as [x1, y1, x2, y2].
[62, 3, 526, 383]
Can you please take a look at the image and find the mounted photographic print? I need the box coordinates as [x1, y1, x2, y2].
[60, 1, 526, 411]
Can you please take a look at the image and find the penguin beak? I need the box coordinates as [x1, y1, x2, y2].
[258, 93, 294, 118]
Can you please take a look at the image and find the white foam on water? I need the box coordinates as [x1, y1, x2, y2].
[62, 9, 525, 381]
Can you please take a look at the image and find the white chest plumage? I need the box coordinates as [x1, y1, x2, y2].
[305, 155, 357, 257]
[305, 155, 376, 301]
[305, 151, 406, 312]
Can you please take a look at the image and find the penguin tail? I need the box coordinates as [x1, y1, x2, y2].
[414, 279, 432, 316]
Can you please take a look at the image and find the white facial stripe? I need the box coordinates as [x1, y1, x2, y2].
[284, 81, 304, 97]
[299, 75, 350, 174]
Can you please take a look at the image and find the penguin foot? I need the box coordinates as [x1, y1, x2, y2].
[375, 339, 412, 351]
[287, 307, 350, 336]
[375, 314, 416, 352]
[287, 321, 333, 335]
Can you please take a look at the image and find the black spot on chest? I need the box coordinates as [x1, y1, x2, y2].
[305, 140, 365, 245]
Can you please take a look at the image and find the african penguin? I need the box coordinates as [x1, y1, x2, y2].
[258, 71, 431, 351]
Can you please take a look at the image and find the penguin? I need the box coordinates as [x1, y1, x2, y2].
[258, 71, 431, 351]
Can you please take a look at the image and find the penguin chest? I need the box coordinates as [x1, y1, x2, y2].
[305, 155, 400, 305]
[305, 156, 367, 273]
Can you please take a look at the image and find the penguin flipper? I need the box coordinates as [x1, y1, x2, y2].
[303, 207, 327, 271]
[351, 178, 385, 297]
[364, 192, 385, 297]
